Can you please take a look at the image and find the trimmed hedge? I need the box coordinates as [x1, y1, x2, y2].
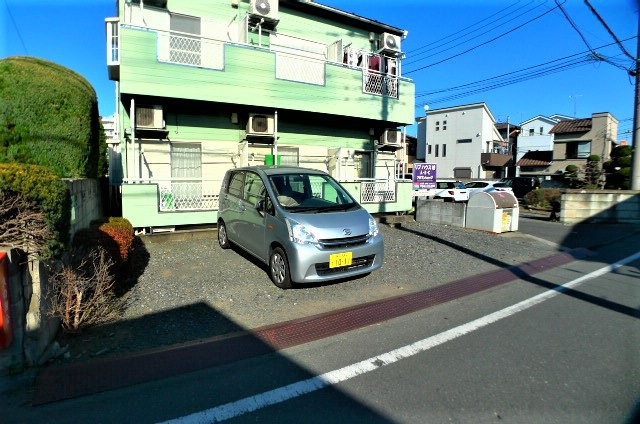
[524, 188, 561, 209]
[0, 56, 106, 178]
[73, 217, 134, 267]
[0, 162, 71, 257]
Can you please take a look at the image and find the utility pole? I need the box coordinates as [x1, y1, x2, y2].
[632, 10, 640, 190]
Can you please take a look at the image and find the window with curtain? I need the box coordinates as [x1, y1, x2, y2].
[171, 143, 202, 209]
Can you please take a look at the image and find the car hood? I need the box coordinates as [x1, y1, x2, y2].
[289, 207, 373, 239]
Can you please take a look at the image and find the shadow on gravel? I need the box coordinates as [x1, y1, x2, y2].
[227, 240, 370, 290]
[397, 225, 522, 269]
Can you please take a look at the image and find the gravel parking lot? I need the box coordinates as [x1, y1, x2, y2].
[56, 220, 560, 363]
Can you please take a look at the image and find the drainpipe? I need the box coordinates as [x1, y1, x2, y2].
[273, 109, 278, 164]
[128, 98, 135, 180]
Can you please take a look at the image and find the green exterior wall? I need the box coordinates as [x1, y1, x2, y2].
[122, 184, 217, 228]
[119, 28, 414, 125]
[113, 0, 416, 228]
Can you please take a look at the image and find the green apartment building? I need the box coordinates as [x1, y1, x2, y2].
[106, 0, 415, 231]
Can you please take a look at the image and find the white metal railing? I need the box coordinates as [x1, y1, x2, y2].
[159, 180, 222, 211]
[363, 71, 398, 98]
[110, 22, 404, 98]
[360, 180, 397, 203]
[158, 31, 225, 70]
[124, 179, 222, 211]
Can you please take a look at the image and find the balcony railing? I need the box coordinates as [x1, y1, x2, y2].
[363, 71, 398, 98]
[481, 153, 513, 167]
[123, 178, 397, 210]
[107, 21, 403, 98]
[360, 180, 397, 203]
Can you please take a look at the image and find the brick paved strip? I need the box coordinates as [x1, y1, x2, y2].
[32, 248, 590, 405]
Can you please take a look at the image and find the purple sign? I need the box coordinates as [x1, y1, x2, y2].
[413, 163, 437, 189]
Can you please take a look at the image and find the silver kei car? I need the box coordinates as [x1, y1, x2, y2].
[217, 166, 384, 289]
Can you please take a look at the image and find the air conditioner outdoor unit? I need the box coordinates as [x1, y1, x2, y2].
[247, 113, 275, 136]
[379, 129, 402, 147]
[136, 105, 164, 129]
[378, 32, 401, 55]
[249, 0, 279, 23]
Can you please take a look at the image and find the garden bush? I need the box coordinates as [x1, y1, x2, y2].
[72, 217, 135, 281]
[0, 56, 107, 178]
[524, 188, 561, 209]
[0, 163, 70, 258]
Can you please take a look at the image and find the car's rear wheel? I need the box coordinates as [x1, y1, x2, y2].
[218, 220, 231, 249]
[270, 247, 292, 289]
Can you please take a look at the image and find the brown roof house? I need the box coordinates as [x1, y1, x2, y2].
[518, 112, 618, 178]
[549, 112, 618, 174]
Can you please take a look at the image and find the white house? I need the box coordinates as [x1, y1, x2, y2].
[416, 103, 505, 179]
[517, 114, 574, 162]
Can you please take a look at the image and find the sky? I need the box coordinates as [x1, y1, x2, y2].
[1, 0, 638, 141]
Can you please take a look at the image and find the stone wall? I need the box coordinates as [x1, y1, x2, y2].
[561, 190, 640, 225]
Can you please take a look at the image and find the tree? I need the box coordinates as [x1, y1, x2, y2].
[583, 155, 602, 189]
[603, 145, 633, 189]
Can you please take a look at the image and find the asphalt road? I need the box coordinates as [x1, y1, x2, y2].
[2, 214, 639, 423]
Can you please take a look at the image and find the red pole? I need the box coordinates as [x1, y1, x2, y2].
[0, 252, 13, 349]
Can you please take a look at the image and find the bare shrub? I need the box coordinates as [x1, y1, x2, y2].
[0, 191, 51, 258]
[48, 248, 128, 332]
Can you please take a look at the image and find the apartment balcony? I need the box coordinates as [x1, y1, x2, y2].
[481, 153, 513, 168]
[105, 20, 414, 124]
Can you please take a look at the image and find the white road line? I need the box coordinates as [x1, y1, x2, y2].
[160, 251, 640, 424]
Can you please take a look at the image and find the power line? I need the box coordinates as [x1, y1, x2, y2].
[406, 0, 546, 64]
[555, 0, 595, 53]
[584, 0, 635, 61]
[3, 0, 28, 54]
[414, 37, 636, 106]
[404, 1, 563, 75]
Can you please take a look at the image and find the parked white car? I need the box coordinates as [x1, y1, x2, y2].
[433, 180, 469, 202]
[464, 180, 513, 197]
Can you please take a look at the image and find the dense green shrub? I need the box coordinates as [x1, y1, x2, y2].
[0, 56, 105, 178]
[584, 155, 602, 189]
[0, 163, 71, 257]
[604, 145, 633, 189]
[524, 188, 561, 209]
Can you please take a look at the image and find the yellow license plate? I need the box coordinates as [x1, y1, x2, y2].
[329, 252, 353, 268]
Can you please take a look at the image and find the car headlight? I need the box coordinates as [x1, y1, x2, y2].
[286, 219, 318, 245]
[368, 215, 379, 238]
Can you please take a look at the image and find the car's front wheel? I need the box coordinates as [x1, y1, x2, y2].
[218, 220, 231, 249]
[269, 247, 292, 289]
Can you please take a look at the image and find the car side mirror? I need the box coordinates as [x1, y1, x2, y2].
[256, 199, 266, 216]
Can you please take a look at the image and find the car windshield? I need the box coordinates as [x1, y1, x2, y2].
[465, 182, 485, 188]
[269, 173, 358, 212]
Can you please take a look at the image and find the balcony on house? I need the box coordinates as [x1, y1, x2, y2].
[481, 152, 513, 167]
[104, 15, 413, 123]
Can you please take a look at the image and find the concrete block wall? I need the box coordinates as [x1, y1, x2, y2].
[66, 178, 103, 237]
[415, 199, 467, 227]
[561, 190, 640, 224]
